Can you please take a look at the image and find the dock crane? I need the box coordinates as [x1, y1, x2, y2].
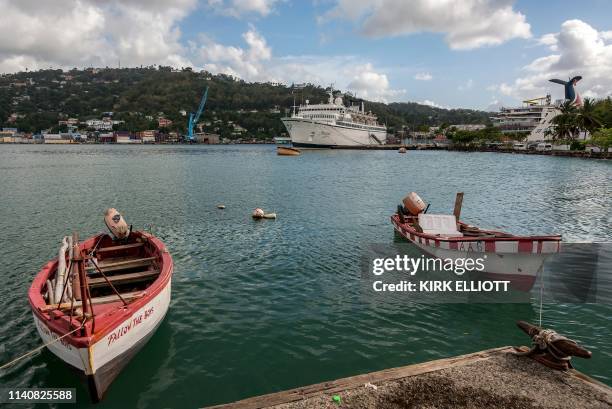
[187, 86, 209, 142]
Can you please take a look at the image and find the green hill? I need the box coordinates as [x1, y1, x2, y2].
[0, 67, 491, 139]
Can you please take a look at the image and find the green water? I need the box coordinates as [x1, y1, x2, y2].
[0, 145, 610, 408]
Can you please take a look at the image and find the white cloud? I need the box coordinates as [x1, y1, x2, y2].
[194, 31, 405, 102]
[323, 0, 531, 50]
[537, 33, 558, 51]
[0, 1, 407, 103]
[420, 99, 447, 109]
[196, 27, 272, 81]
[206, 0, 279, 17]
[486, 98, 503, 111]
[0, 0, 196, 72]
[414, 72, 432, 81]
[346, 63, 405, 102]
[489, 19, 612, 101]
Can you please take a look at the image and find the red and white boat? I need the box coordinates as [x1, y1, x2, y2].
[28, 210, 172, 401]
[391, 193, 561, 290]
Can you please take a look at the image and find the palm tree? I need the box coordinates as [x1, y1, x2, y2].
[576, 98, 602, 135]
[546, 101, 579, 142]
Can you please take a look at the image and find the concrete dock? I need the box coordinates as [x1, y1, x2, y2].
[205, 347, 612, 409]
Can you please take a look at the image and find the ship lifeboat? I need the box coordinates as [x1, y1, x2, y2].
[391, 193, 561, 291]
[28, 214, 172, 402]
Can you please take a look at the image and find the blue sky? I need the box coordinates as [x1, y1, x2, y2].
[1, 0, 611, 110]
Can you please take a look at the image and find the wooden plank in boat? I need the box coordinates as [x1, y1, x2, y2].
[39, 291, 145, 312]
[88, 270, 160, 288]
[96, 242, 144, 254]
[86, 256, 156, 272]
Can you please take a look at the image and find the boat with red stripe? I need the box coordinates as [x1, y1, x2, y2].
[391, 192, 561, 290]
[28, 209, 173, 401]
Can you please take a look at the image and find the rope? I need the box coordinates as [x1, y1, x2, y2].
[538, 266, 544, 327]
[532, 329, 572, 361]
[0, 319, 86, 371]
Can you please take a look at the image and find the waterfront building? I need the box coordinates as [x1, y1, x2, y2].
[195, 132, 220, 144]
[43, 134, 72, 144]
[99, 133, 115, 143]
[491, 95, 560, 142]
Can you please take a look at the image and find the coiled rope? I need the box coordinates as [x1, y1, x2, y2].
[0, 319, 86, 371]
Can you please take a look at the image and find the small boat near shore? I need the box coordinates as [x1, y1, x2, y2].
[28, 209, 173, 401]
[277, 146, 301, 156]
[391, 193, 561, 290]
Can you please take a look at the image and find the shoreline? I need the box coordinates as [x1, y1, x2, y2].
[1, 141, 608, 159]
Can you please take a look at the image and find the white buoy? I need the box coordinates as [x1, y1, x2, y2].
[263, 213, 277, 219]
[217, 204, 226, 209]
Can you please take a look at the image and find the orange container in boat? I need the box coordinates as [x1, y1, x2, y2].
[402, 192, 427, 215]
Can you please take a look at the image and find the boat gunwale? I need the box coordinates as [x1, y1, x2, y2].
[28, 231, 173, 348]
[390, 214, 562, 243]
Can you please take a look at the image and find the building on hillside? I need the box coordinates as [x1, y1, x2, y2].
[158, 117, 173, 128]
[85, 119, 114, 131]
[451, 124, 487, 131]
[232, 124, 247, 136]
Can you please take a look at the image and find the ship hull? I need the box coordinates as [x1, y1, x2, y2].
[282, 118, 386, 147]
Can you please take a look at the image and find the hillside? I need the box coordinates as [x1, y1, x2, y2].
[0, 67, 491, 139]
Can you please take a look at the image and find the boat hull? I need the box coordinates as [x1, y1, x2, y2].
[277, 146, 300, 156]
[33, 278, 171, 401]
[281, 117, 387, 147]
[391, 215, 560, 291]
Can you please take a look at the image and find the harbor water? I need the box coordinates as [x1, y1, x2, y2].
[0, 144, 610, 408]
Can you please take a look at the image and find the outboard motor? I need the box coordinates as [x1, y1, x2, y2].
[104, 208, 130, 240]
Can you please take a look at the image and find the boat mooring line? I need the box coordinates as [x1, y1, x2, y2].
[0, 320, 86, 372]
[539, 266, 544, 327]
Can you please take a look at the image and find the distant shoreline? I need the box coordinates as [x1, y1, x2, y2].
[0, 141, 608, 159]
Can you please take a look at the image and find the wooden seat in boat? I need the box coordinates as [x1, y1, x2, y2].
[87, 256, 156, 273]
[417, 214, 463, 237]
[88, 270, 160, 288]
[96, 242, 145, 254]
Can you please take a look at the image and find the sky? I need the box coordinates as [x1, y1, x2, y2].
[0, 0, 611, 110]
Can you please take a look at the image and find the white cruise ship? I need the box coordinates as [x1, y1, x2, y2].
[490, 95, 560, 142]
[281, 88, 387, 147]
